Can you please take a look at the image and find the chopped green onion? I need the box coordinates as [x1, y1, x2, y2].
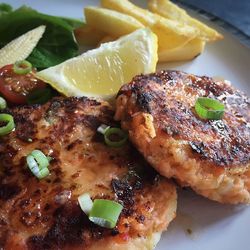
[26, 155, 41, 175]
[26, 149, 50, 179]
[0, 113, 15, 136]
[36, 167, 50, 179]
[195, 97, 225, 120]
[78, 195, 123, 229]
[104, 127, 128, 147]
[13, 60, 32, 75]
[27, 87, 52, 105]
[89, 199, 123, 229]
[26, 158, 49, 179]
[97, 124, 110, 135]
[0, 97, 7, 110]
[78, 193, 93, 215]
[31, 150, 49, 169]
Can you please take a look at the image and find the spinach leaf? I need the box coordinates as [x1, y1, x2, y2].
[60, 17, 83, 29]
[0, 5, 83, 69]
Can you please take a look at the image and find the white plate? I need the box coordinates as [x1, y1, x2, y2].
[6, 1, 250, 250]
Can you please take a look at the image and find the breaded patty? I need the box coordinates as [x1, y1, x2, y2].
[0, 97, 177, 250]
[115, 70, 250, 204]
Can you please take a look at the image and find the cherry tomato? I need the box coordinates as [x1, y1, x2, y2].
[0, 64, 46, 105]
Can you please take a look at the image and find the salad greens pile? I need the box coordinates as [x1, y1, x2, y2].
[0, 3, 83, 69]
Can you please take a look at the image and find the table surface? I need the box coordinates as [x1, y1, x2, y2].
[176, 0, 250, 37]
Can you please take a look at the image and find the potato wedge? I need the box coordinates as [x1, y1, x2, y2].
[101, 0, 197, 50]
[158, 38, 205, 62]
[84, 7, 144, 37]
[74, 25, 106, 46]
[151, 16, 195, 51]
[148, 0, 223, 41]
[101, 0, 155, 26]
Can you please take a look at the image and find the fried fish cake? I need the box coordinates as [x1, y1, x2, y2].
[0, 97, 176, 250]
[115, 70, 250, 204]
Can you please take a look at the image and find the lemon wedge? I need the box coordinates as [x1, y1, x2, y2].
[36, 28, 158, 100]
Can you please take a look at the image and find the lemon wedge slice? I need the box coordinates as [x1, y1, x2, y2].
[36, 28, 158, 100]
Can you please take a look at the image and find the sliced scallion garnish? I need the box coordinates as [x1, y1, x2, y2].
[195, 97, 225, 120]
[78, 193, 93, 215]
[13, 60, 32, 75]
[0, 113, 15, 136]
[78, 194, 123, 229]
[97, 124, 110, 135]
[89, 199, 123, 229]
[0, 97, 7, 110]
[26, 154, 40, 175]
[104, 127, 128, 147]
[31, 149, 49, 169]
[26, 149, 50, 179]
[36, 167, 50, 179]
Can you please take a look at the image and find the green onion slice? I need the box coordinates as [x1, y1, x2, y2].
[78, 193, 93, 215]
[26, 155, 49, 179]
[104, 127, 128, 147]
[26, 149, 50, 179]
[27, 155, 40, 175]
[36, 167, 50, 179]
[31, 150, 49, 169]
[27, 87, 52, 105]
[13, 60, 32, 75]
[0, 113, 15, 136]
[89, 199, 123, 229]
[195, 97, 225, 120]
[97, 124, 110, 135]
[0, 97, 7, 110]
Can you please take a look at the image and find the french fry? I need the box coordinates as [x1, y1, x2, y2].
[151, 16, 196, 51]
[84, 7, 144, 38]
[158, 38, 205, 62]
[101, 0, 155, 26]
[74, 25, 106, 46]
[101, 0, 197, 50]
[148, 0, 223, 41]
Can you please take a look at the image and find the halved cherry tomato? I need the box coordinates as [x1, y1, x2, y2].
[0, 64, 46, 105]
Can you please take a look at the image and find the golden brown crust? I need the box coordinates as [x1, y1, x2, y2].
[0, 97, 177, 249]
[115, 70, 250, 204]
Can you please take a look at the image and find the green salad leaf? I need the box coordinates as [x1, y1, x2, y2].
[61, 17, 83, 29]
[0, 3, 13, 16]
[0, 5, 83, 69]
